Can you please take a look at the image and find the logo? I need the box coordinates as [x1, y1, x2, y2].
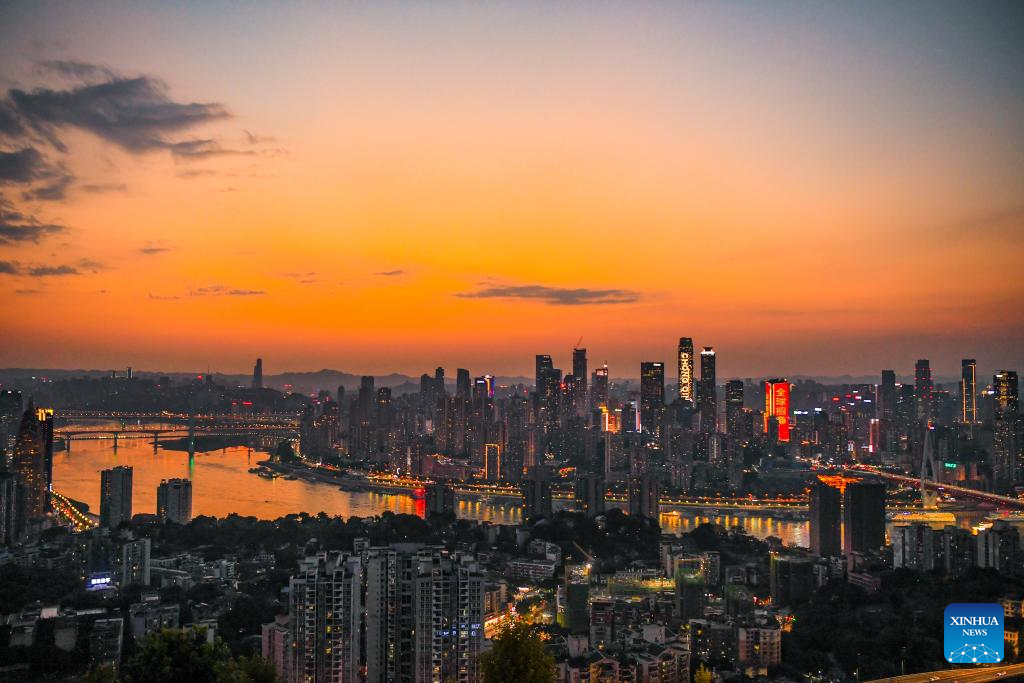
[944, 603, 1003, 664]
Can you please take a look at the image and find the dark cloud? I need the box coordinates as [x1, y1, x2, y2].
[14, 288, 41, 295]
[0, 147, 47, 182]
[0, 260, 20, 274]
[191, 284, 265, 297]
[376, 269, 406, 276]
[4, 75, 230, 155]
[456, 283, 641, 306]
[0, 197, 66, 244]
[80, 182, 127, 193]
[21, 172, 73, 201]
[36, 60, 118, 82]
[139, 244, 172, 255]
[27, 264, 78, 277]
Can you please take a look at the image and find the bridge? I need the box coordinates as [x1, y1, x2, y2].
[864, 661, 1024, 683]
[50, 490, 99, 532]
[848, 464, 1024, 511]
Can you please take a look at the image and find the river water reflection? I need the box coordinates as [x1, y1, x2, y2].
[53, 422, 811, 546]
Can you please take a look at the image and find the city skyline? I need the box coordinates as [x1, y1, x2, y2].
[1, 2, 1023, 376]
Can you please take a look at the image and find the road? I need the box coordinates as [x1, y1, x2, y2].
[865, 662, 1024, 683]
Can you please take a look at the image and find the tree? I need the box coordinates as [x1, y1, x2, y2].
[117, 628, 277, 683]
[480, 619, 555, 683]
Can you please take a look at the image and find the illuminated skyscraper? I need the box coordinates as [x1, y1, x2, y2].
[640, 362, 665, 437]
[960, 359, 977, 425]
[483, 443, 502, 482]
[627, 474, 660, 519]
[252, 358, 263, 389]
[763, 379, 791, 442]
[535, 354, 553, 391]
[992, 370, 1019, 489]
[100, 466, 133, 528]
[11, 404, 53, 520]
[914, 359, 933, 424]
[591, 364, 609, 410]
[572, 347, 588, 415]
[699, 347, 717, 433]
[677, 337, 695, 404]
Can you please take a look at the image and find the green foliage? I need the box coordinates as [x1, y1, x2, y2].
[0, 563, 81, 614]
[480, 620, 555, 683]
[115, 628, 278, 683]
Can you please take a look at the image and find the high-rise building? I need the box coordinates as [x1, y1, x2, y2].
[425, 481, 456, 519]
[843, 482, 886, 554]
[763, 379, 791, 442]
[808, 482, 841, 557]
[100, 466, 133, 528]
[456, 369, 471, 400]
[290, 552, 364, 683]
[674, 570, 706, 620]
[725, 380, 744, 436]
[627, 474, 660, 519]
[521, 466, 552, 519]
[640, 362, 665, 437]
[915, 359, 933, 424]
[678, 337, 695, 404]
[572, 347, 588, 415]
[573, 473, 605, 516]
[115, 537, 151, 587]
[483, 443, 502, 482]
[699, 348, 717, 433]
[564, 562, 590, 635]
[156, 478, 193, 524]
[591, 364, 609, 410]
[0, 466, 19, 546]
[535, 354, 553, 392]
[992, 370, 1019, 489]
[11, 404, 53, 520]
[252, 358, 263, 389]
[960, 359, 977, 425]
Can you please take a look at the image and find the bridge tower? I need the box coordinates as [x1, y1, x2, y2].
[113, 432, 118, 452]
[187, 397, 196, 464]
[920, 427, 939, 509]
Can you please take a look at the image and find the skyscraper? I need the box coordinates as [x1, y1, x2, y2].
[960, 359, 977, 425]
[572, 347, 588, 415]
[456, 368, 471, 400]
[252, 358, 263, 389]
[677, 337, 695, 404]
[914, 359, 933, 424]
[627, 474, 660, 519]
[591, 364, 609, 410]
[725, 380, 744, 436]
[156, 478, 193, 524]
[573, 473, 605, 516]
[992, 370, 1019, 489]
[100, 466, 133, 528]
[521, 466, 552, 519]
[808, 482, 841, 557]
[11, 405, 52, 521]
[699, 347, 717, 433]
[639, 362, 665, 437]
[763, 379, 791, 442]
[535, 354, 553, 391]
[290, 552, 364, 683]
[483, 443, 502, 482]
[843, 481, 886, 554]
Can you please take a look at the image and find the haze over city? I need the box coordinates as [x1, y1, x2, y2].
[1, 2, 1022, 377]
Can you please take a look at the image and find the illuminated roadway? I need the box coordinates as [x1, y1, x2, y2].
[864, 662, 1024, 683]
[849, 465, 1024, 511]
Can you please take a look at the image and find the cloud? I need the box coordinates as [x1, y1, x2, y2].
[456, 283, 641, 306]
[36, 60, 118, 83]
[79, 182, 127, 193]
[0, 147, 48, 182]
[139, 244, 172, 255]
[191, 284, 265, 297]
[376, 269, 406, 276]
[148, 293, 182, 300]
[0, 260, 20, 274]
[4, 74, 230, 156]
[26, 264, 78, 276]
[14, 288, 41, 295]
[0, 196, 66, 244]
[21, 172, 74, 201]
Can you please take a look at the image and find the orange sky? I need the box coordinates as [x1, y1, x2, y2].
[1, 2, 1022, 379]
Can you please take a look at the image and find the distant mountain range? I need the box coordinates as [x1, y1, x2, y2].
[0, 367, 965, 396]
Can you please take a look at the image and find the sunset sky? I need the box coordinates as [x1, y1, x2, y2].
[1, 1, 1022, 380]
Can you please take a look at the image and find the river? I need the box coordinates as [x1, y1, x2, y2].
[52, 421, 811, 546]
